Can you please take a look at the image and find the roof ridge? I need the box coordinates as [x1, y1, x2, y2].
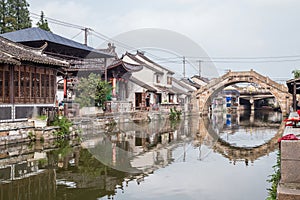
[1, 27, 113, 58]
[0, 36, 68, 67]
[135, 53, 175, 74]
[0, 35, 44, 54]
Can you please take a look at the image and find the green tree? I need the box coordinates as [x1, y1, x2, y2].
[36, 11, 50, 31]
[0, 0, 6, 32]
[75, 73, 112, 108]
[292, 70, 300, 79]
[0, 0, 31, 33]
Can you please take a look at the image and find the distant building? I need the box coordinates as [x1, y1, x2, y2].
[212, 85, 240, 113]
[191, 75, 209, 88]
[286, 77, 300, 111]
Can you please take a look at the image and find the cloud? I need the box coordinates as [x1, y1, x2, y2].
[27, 0, 300, 79]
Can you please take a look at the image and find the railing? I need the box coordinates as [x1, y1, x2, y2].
[105, 101, 133, 113]
[198, 70, 288, 95]
[158, 103, 182, 113]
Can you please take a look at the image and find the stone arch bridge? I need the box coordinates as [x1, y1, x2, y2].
[196, 70, 292, 114]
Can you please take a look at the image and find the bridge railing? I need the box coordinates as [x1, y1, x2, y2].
[197, 70, 288, 94]
[250, 70, 287, 92]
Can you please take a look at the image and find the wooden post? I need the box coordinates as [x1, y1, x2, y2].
[63, 75, 67, 99]
[293, 81, 297, 111]
[104, 58, 107, 82]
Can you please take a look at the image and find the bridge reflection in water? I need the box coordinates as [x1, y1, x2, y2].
[197, 111, 284, 165]
[0, 111, 283, 200]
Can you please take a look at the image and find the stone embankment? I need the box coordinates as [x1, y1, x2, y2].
[0, 120, 78, 146]
[277, 125, 300, 199]
[0, 110, 171, 146]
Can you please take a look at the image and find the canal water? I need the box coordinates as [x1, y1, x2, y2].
[0, 111, 283, 200]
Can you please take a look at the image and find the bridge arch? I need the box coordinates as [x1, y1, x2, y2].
[196, 70, 292, 115]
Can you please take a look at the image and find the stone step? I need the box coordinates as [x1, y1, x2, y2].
[278, 183, 300, 200]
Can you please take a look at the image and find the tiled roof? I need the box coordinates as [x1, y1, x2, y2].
[181, 78, 201, 89]
[172, 78, 195, 92]
[129, 76, 157, 92]
[0, 36, 68, 67]
[123, 52, 163, 74]
[1, 27, 113, 59]
[136, 51, 175, 74]
[191, 75, 210, 83]
[171, 85, 189, 95]
[0, 51, 20, 65]
[108, 59, 143, 72]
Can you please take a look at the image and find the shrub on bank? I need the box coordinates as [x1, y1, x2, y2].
[51, 116, 72, 137]
[266, 152, 281, 200]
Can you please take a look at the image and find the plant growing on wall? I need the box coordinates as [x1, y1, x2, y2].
[51, 116, 72, 137]
[266, 152, 281, 200]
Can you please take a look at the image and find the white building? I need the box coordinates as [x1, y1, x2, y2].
[122, 52, 177, 110]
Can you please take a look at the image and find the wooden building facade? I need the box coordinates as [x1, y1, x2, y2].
[0, 36, 68, 122]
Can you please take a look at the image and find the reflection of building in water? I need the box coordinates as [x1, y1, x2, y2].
[54, 148, 128, 199]
[0, 169, 56, 200]
[0, 154, 56, 200]
[84, 115, 201, 181]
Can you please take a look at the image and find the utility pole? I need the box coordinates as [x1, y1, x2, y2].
[83, 27, 89, 46]
[183, 56, 186, 78]
[198, 60, 202, 77]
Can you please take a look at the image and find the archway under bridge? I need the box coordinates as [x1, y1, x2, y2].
[196, 70, 292, 115]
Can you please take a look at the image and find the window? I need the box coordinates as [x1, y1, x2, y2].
[31, 72, 35, 98]
[169, 94, 174, 103]
[156, 74, 161, 83]
[0, 71, 3, 98]
[41, 74, 45, 97]
[37, 73, 40, 98]
[14, 70, 19, 98]
[50, 75, 55, 99]
[167, 76, 172, 85]
[4, 71, 9, 98]
[25, 72, 30, 97]
[45, 74, 50, 97]
[20, 71, 25, 97]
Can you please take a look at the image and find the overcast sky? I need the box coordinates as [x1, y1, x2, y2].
[27, 0, 300, 81]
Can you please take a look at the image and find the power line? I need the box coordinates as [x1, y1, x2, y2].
[30, 12, 85, 30]
[30, 11, 300, 64]
[29, 11, 300, 79]
[203, 58, 300, 63]
[71, 30, 83, 39]
[153, 57, 300, 64]
[185, 55, 300, 60]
